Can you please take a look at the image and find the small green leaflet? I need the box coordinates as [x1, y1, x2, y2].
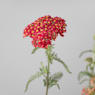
[85, 57, 93, 63]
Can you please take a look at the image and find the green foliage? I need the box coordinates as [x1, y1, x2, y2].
[79, 78, 89, 84]
[24, 72, 43, 92]
[93, 35, 95, 40]
[25, 44, 71, 94]
[78, 71, 94, 81]
[50, 72, 63, 80]
[52, 52, 71, 73]
[40, 62, 47, 74]
[32, 47, 39, 54]
[44, 45, 64, 91]
[85, 57, 93, 63]
[48, 79, 58, 88]
[45, 45, 71, 73]
[78, 35, 95, 92]
[43, 72, 63, 89]
[56, 83, 60, 90]
[43, 78, 58, 88]
[79, 50, 93, 58]
[86, 63, 91, 71]
[45, 45, 54, 64]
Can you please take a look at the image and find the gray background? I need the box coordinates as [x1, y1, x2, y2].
[0, 0, 95, 95]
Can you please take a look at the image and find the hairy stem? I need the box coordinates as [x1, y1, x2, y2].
[46, 60, 50, 95]
[46, 47, 51, 95]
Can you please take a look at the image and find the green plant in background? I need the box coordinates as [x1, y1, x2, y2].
[78, 35, 95, 95]
[23, 15, 71, 95]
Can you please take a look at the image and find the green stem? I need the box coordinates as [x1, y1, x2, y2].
[46, 59, 50, 95]
[46, 47, 51, 95]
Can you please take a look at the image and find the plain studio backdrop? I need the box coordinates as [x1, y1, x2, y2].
[0, 0, 95, 95]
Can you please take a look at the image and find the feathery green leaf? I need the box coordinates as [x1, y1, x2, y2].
[53, 54, 71, 73]
[24, 72, 42, 92]
[78, 71, 94, 81]
[79, 50, 92, 58]
[43, 72, 62, 89]
[51, 72, 63, 80]
[79, 78, 89, 84]
[40, 62, 47, 74]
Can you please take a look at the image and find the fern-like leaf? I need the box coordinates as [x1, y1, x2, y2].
[79, 78, 89, 84]
[78, 71, 94, 81]
[49, 72, 63, 89]
[51, 72, 63, 80]
[24, 72, 42, 92]
[43, 72, 62, 89]
[53, 54, 71, 73]
[40, 62, 47, 74]
[79, 50, 92, 58]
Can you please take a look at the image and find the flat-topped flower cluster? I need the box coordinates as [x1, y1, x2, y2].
[24, 15, 67, 48]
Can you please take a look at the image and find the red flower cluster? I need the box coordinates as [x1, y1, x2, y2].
[81, 77, 95, 95]
[23, 15, 67, 48]
[81, 87, 95, 95]
[81, 88, 89, 95]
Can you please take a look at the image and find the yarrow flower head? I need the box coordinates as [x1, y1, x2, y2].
[23, 15, 67, 48]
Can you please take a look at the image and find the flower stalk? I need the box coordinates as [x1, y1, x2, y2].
[46, 56, 50, 95]
[45, 46, 51, 95]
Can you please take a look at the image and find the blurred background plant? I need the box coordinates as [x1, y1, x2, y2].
[78, 35, 95, 95]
